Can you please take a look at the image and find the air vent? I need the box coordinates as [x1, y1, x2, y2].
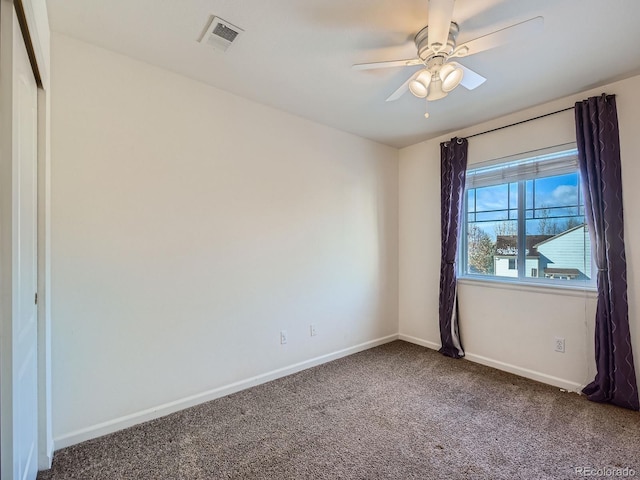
[200, 16, 244, 52]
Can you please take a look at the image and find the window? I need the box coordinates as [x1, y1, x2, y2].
[460, 146, 593, 286]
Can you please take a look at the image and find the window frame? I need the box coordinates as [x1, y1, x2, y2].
[458, 144, 596, 290]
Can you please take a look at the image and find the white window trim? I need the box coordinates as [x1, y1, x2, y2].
[459, 143, 596, 290]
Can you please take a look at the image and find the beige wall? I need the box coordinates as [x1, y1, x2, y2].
[50, 28, 640, 452]
[399, 74, 640, 392]
[50, 33, 399, 447]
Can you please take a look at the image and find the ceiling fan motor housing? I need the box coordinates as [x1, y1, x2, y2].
[415, 22, 459, 62]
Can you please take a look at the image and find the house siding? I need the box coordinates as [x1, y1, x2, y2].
[537, 226, 592, 280]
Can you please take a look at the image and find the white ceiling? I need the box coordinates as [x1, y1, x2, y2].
[47, 0, 640, 148]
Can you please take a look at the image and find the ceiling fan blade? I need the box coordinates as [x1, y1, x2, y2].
[452, 62, 486, 90]
[352, 59, 423, 70]
[428, 0, 455, 50]
[454, 16, 543, 57]
[386, 71, 422, 102]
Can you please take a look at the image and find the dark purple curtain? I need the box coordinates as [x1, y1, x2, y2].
[438, 137, 468, 359]
[575, 94, 639, 411]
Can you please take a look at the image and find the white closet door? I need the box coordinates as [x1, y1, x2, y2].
[10, 4, 39, 479]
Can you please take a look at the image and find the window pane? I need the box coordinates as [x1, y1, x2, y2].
[465, 183, 518, 277]
[532, 174, 579, 210]
[524, 172, 590, 281]
[525, 219, 590, 280]
[476, 184, 509, 211]
[466, 220, 518, 278]
[526, 180, 533, 209]
[466, 223, 496, 276]
[493, 220, 518, 278]
[509, 182, 518, 209]
[476, 211, 509, 222]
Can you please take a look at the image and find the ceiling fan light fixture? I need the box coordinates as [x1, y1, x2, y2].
[426, 79, 448, 101]
[439, 64, 464, 92]
[408, 70, 432, 98]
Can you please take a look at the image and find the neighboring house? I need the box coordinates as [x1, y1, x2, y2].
[535, 224, 592, 280]
[493, 225, 591, 280]
[494, 235, 553, 278]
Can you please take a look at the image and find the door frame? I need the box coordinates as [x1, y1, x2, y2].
[0, 0, 52, 474]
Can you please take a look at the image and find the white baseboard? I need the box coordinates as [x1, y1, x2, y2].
[54, 333, 584, 452]
[398, 334, 584, 393]
[53, 334, 399, 450]
[463, 352, 584, 392]
[398, 334, 441, 351]
[38, 441, 53, 470]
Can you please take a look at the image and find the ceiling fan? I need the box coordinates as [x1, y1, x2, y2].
[353, 0, 543, 117]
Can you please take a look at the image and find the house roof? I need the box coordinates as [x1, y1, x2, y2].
[495, 235, 554, 257]
[544, 268, 581, 276]
[533, 224, 587, 248]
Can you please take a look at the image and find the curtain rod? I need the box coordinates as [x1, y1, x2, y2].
[466, 106, 575, 139]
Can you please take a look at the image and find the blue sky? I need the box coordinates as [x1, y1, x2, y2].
[468, 173, 582, 238]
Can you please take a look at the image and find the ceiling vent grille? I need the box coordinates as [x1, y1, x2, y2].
[200, 16, 244, 52]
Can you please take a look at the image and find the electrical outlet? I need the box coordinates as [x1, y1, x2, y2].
[310, 324, 317, 337]
[280, 330, 288, 345]
[554, 337, 565, 353]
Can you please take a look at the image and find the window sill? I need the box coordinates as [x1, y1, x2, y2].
[457, 276, 598, 298]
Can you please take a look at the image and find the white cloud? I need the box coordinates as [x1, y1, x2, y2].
[475, 187, 509, 211]
[550, 185, 578, 205]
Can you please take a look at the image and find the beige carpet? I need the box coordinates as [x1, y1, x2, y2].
[38, 341, 640, 479]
